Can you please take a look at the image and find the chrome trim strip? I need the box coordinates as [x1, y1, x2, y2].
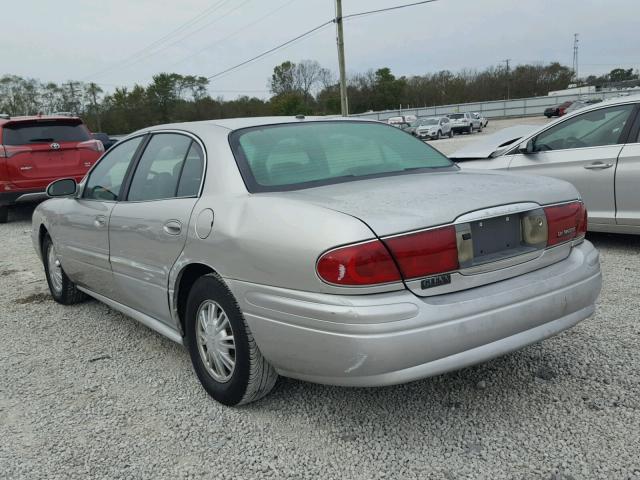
[454, 202, 541, 224]
[77, 286, 183, 345]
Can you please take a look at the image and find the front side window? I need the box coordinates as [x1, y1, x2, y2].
[230, 121, 454, 192]
[127, 133, 192, 202]
[83, 136, 144, 201]
[533, 104, 635, 152]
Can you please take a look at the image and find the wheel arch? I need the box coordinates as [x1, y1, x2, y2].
[173, 262, 219, 336]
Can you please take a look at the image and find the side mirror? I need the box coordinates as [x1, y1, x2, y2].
[518, 139, 534, 154]
[47, 178, 77, 197]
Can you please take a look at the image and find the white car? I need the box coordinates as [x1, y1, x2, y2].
[413, 116, 453, 139]
[451, 94, 640, 234]
[448, 112, 479, 134]
[472, 112, 488, 128]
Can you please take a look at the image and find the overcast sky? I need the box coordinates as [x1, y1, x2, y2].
[4, 0, 639, 98]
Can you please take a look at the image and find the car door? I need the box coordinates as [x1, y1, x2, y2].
[108, 132, 205, 325]
[615, 110, 640, 226]
[54, 135, 146, 298]
[506, 103, 637, 225]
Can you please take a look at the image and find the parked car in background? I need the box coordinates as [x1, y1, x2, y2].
[544, 101, 573, 118]
[451, 95, 640, 234]
[448, 112, 477, 134]
[33, 116, 601, 406]
[413, 116, 453, 139]
[91, 132, 119, 151]
[472, 112, 488, 128]
[388, 115, 417, 129]
[0, 114, 104, 223]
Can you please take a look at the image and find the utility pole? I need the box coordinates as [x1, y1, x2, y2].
[503, 59, 511, 100]
[335, 0, 348, 116]
[572, 33, 579, 81]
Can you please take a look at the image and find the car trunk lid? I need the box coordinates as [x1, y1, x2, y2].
[277, 169, 582, 296]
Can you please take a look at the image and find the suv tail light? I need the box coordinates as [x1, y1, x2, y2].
[316, 240, 401, 286]
[544, 201, 586, 246]
[78, 139, 104, 153]
[383, 226, 459, 279]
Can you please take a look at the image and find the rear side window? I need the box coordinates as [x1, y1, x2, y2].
[127, 133, 192, 202]
[2, 120, 90, 145]
[230, 121, 454, 192]
[177, 142, 205, 197]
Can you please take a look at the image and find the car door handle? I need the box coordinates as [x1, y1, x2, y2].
[583, 162, 613, 170]
[163, 220, 182, 235]
[94, 215, 107, 228]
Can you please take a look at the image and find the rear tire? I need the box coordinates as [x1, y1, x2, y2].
[185, 273, 277, 406]
[448, 129, 453, 138]
[467, 125, 473, 134]
[0, 206, 8, 224]
[42, 235, 86, 305]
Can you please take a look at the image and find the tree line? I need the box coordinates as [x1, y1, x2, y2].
[1, 62, 636, 134]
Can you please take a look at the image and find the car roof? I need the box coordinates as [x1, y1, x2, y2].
[139, 115, 379, 133]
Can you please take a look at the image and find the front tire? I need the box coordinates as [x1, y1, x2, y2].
[437, 130, 442, 139]
[185, 273, 277, 406]
[0, 206, 8, 224]
[42, 235, 86, 305]
[448, 129, 453, 138]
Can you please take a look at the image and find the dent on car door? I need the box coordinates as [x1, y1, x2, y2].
[55, 135, 145, 297]
[507, 103, 636, 225]
[615, 111, 640, 226]
[108, 133, 205, 326]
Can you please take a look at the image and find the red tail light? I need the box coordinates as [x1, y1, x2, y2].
[78, 139, 104, 153]
[384, 226, 459, 279]
[544, 201, 586, 246]
[316, 240, 401, 286]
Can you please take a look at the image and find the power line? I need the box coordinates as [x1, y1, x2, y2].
[83, 0, 233, 80]
[343, 0, 439, 20]
[206, 20, 334, 81]
[168, 0, 298, 69]
[204, 0, 441, 82]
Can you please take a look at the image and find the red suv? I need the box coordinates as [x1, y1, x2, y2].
[0, 115, 103, 223]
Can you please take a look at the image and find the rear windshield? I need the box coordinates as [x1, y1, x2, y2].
[448, 114, 465, 119]
[229, 121, 454, 192]
[2, 120, 90, 145]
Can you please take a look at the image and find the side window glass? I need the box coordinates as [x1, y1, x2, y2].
[177, 142, 205, 197]
[83, 136, 143, 201]
[127, 133, 191, 202]
[533, 104, 634, 152]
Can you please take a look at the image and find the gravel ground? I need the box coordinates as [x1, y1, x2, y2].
[1, 123, 640, 478]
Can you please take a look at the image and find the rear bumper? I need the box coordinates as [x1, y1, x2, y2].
[228, 241, 601, 387]
[0, 189, 46, 207]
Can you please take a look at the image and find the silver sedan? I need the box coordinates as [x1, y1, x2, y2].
[32, 117, 602, 406]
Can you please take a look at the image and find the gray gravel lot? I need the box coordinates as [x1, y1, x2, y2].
[1, 120, 640, 479]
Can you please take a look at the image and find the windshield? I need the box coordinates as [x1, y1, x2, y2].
[448, 114, 464, 119]
[230, 121, 454, 192]
[2, 120, 89, 145]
